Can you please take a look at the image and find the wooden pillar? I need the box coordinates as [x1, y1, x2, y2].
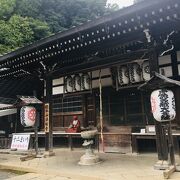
[33, 90, 39, 155]
[175, 87, 180, 126]
[45, 74, 53, 152]
[82, 94, 87, 128]
[171, 50, 179, 80]
[149, 49, 169, 167]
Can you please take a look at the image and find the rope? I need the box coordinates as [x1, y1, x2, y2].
[99, 69, 104, 152]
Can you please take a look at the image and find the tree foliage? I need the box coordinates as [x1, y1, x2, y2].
[0, 0, 16, 20]
[0, 0, 118, 55]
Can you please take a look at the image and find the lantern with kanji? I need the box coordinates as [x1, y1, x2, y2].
[142, 60, 150, 81]
[73, 74, 81, 91]
[64, 76, 73, 93]
[20, 106, 36, 127]
[150, 89, 176, 122]
[129, 63, 142, 83]
[81, 73, 90, 90]
[117, 65, 129, 85]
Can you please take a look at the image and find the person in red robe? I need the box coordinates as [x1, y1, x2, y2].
[66, 115, 81, 133]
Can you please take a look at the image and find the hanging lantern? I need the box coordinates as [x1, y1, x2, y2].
[150, 89, 176, 122]
[20, 106, 36, 127]
[129, 63, 142, 83]
[73, 74, 81, 91]
[81, 73, 90, 90]
[142, 61, 150, 81]
[117, 65, 129, 85]
[64, 76, 73, 93]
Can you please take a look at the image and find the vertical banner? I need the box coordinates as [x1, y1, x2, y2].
[44, 103, 49, 132]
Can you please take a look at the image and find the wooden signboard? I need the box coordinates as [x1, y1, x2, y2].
[44, 103, 49, 133]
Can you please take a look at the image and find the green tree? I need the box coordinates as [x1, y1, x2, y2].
[0, 15, 34, 54]
[0, 0, 118, 55]
[15, 0, 116, 33]
[15, 0, 42, 19]
[0, 0, 16, 20]
[28, 18, 51, 40]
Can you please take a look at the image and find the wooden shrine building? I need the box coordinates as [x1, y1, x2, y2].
[0, 0, 180, 154]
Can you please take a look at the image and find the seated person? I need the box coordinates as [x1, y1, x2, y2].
[66, 115, 81, 133]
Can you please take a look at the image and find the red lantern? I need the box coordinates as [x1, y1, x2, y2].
[20, 106, 36, 127]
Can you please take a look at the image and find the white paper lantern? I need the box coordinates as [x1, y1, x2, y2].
[129, 63, 142, 83]
[81, 73, 90, 90]
[73, 74, 81, 91]
[117, 65, 129, 85]
[65, 76, 73, 93]
[150, 89, 176, 122]
[20, 106, 36, 127]
[142, 61, 150, 81]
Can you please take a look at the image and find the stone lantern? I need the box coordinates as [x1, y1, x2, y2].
[79, 130, 100, 165]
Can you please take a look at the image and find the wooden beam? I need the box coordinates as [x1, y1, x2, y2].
[163, 165, 176, 179]
[52, 49, 148, 78]
[20, 155, 36, 161]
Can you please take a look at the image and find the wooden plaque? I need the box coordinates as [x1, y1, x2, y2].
[44, 103, 49, 133]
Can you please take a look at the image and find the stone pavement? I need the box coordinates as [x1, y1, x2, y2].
[0, 148, 180, 180]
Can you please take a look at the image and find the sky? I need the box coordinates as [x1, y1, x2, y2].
[107, 0, 134, 8]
